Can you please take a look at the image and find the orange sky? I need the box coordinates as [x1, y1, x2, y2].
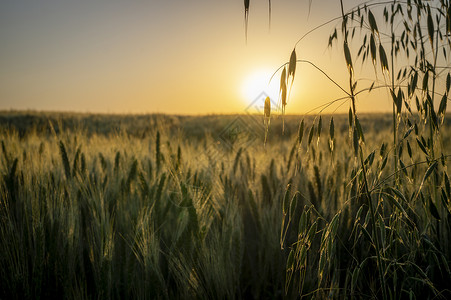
[0, 0, 404, 115]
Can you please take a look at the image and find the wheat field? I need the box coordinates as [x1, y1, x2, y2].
[0, 112, 449, 299]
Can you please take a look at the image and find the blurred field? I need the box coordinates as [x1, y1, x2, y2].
[4, 110, 448, 138]
[0, 111, 450, 299]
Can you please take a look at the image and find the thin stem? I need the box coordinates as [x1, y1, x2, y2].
[270, 60, 351, 97]
[391, 1, 399, 186]
[359, 147, 387, 300]
[370, 155, 451, 192]
[293, 1, 407, 48]
[268, 0, 271, 32]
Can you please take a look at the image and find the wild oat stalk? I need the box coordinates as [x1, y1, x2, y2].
[244, 0, 250, 43]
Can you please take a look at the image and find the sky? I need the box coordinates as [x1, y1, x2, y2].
[0, 0, 398, 115]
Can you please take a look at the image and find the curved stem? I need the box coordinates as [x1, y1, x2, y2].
[293, 0, 404, 48]
[270, 60, 351, 97]
[305, 96, 350, 115]
[370, 155, 451, 192]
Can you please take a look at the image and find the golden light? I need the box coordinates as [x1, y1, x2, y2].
[240, 69, 281, 111]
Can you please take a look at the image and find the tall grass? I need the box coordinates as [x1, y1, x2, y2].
[272, 0, 451, 298]
[0, 113, 449, 298]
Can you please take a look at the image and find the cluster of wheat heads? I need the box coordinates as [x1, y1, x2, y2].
[258, 0, 451, 298]
[0, 118, 308, 299]
[0, 113, 449, 299]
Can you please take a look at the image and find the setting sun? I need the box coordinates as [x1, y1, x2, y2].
[241, 69, 281, 110]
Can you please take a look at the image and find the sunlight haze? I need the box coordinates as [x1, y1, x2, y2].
[1, 0, 392, 114]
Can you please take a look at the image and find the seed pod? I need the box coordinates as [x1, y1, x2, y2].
[264, 96, 271, 118]
[281, 85, 287, 106]
[280, 67, 286, 89]
[288, 48, 296, 78]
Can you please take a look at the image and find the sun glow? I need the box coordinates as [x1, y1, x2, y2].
[240, 69, 281, 112]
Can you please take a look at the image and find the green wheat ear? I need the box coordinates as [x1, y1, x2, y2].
[1, 140, 10, 169]
[156, 131, 161, 173]
[114, 151, 121, 174]
[59, 140, 71, 180]
[72, 146, 81, 177]
[126, 159, 138, 191]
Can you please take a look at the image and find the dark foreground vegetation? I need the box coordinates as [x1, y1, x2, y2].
[0, 111, 450, 299]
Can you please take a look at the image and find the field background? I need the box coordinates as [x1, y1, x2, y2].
[0, 111, 450, 299]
